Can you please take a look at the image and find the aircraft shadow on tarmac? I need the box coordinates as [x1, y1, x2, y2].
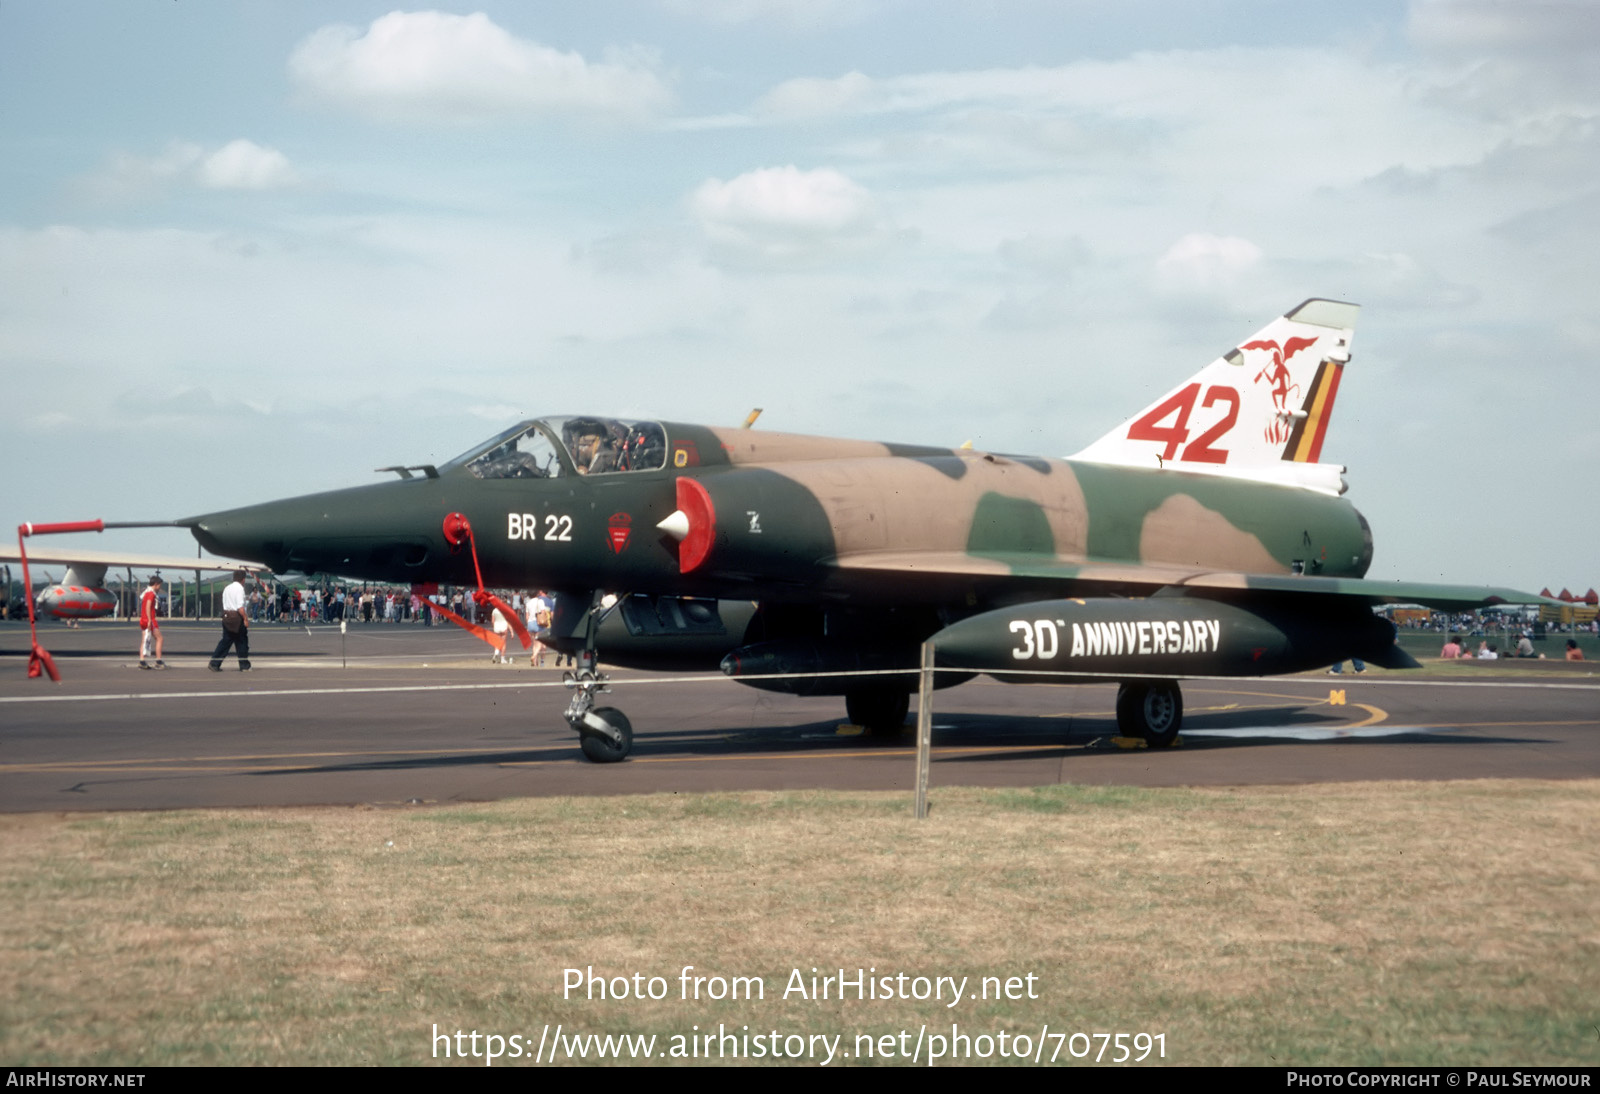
[247, 748, 580, 777]
[713, 703, 1546, 758]
[243, 705, 1551, 779]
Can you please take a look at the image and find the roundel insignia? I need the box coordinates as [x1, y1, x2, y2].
[607, 512, 632, 554]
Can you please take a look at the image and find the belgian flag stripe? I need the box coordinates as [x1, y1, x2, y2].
[1300, 361, 1343, 462]
[1281, 361, 1344, 462]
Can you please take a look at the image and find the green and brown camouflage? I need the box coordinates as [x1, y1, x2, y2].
[184, 416, 1508, 612]
[181, 300, 1552, 759]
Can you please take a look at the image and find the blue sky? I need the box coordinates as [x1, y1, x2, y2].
[2, 1, 1596, 592]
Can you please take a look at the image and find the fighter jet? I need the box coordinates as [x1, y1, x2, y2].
[182, 300, 1545, 761]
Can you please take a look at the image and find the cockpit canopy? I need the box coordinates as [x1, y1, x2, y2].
[441, 417, 668, 480]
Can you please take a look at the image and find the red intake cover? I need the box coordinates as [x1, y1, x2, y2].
[676, 477, 716, 573]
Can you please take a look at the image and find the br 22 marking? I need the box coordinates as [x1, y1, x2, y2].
[508, 513, 573, 542]
[1126, 383, 1239, 464]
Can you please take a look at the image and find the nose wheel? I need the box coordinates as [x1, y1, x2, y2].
[564, 667, 633, 762]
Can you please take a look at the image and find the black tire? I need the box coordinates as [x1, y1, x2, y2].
[1115, 680, 1183, 747]
[846, 689, 910, 737]
[578, 707, 633, 763]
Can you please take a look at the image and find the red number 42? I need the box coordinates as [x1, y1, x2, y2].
[1125, 383, 1239, 464]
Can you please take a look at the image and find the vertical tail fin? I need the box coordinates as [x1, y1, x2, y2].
[1072, 299, 1358, 489]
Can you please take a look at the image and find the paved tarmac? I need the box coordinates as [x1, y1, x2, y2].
[2, 619, 1597, 812]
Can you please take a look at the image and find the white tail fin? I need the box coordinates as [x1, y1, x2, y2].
[1073, 299, 1358, 492]
[59, 564, 110, 589]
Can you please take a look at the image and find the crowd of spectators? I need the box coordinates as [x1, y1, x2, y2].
[245, 584, 531, 627]
[1391, 608, 1594, 634]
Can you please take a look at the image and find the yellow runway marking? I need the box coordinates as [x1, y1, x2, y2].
[1347, 704, 1387, 728]
[1187, 685, 1364, 703]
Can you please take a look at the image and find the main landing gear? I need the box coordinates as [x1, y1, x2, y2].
[845, 687, 911, 738]
[1115, 679, 1183, 747]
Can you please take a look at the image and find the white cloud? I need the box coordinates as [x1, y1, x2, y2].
[754, 65, 1090, 122]
[690, 165, 892, 265]
[84, 140, 296, 201]
[1407, 1, 1600, 121]
[1155, 233, 1263, 287]
[751, 50, 1518, 195]
[1344, 251, 1479, 310]
[658, 0, 871, 30]
[1409, 0, 1600, 58]
[198, 140, 298, 190]
[30, 411, 72, 430]
[756, 71, 878, 119]
[288, 11, 671, 124]
[694, 166, 872, 232]
[86, 141, 203, 200]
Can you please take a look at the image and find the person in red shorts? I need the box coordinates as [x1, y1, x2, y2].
[138, 575, 166, 669]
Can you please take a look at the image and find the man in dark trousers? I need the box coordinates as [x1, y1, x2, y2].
[209, 569, 251, 671]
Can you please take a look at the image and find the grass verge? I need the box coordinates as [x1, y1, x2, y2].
[2, 779, 1596, 1066]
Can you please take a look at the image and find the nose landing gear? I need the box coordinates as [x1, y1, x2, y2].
[564, 665, 633, 762]
[560, 591, 635, 762]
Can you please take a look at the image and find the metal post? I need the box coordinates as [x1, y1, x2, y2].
[914, 640, 934, 819]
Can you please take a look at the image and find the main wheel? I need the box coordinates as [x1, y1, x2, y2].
[846, 688, 911, 737]
[1115, 680, 1183, 747]
[578, 707, 633, 763]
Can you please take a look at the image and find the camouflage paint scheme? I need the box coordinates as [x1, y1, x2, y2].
[183, 299, 1549, 757]
[188, 419, 1520, 613]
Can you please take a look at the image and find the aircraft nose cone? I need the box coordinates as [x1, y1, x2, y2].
[185, 500, 294, 570]
[182, 480, 446, 580]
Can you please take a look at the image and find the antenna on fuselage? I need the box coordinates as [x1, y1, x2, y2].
[741, 408, 763, 429]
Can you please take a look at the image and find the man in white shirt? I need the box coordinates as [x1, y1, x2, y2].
[209, 569, 252, 671]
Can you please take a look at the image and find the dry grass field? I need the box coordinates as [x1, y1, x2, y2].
[2, 779, 1596, 1066]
